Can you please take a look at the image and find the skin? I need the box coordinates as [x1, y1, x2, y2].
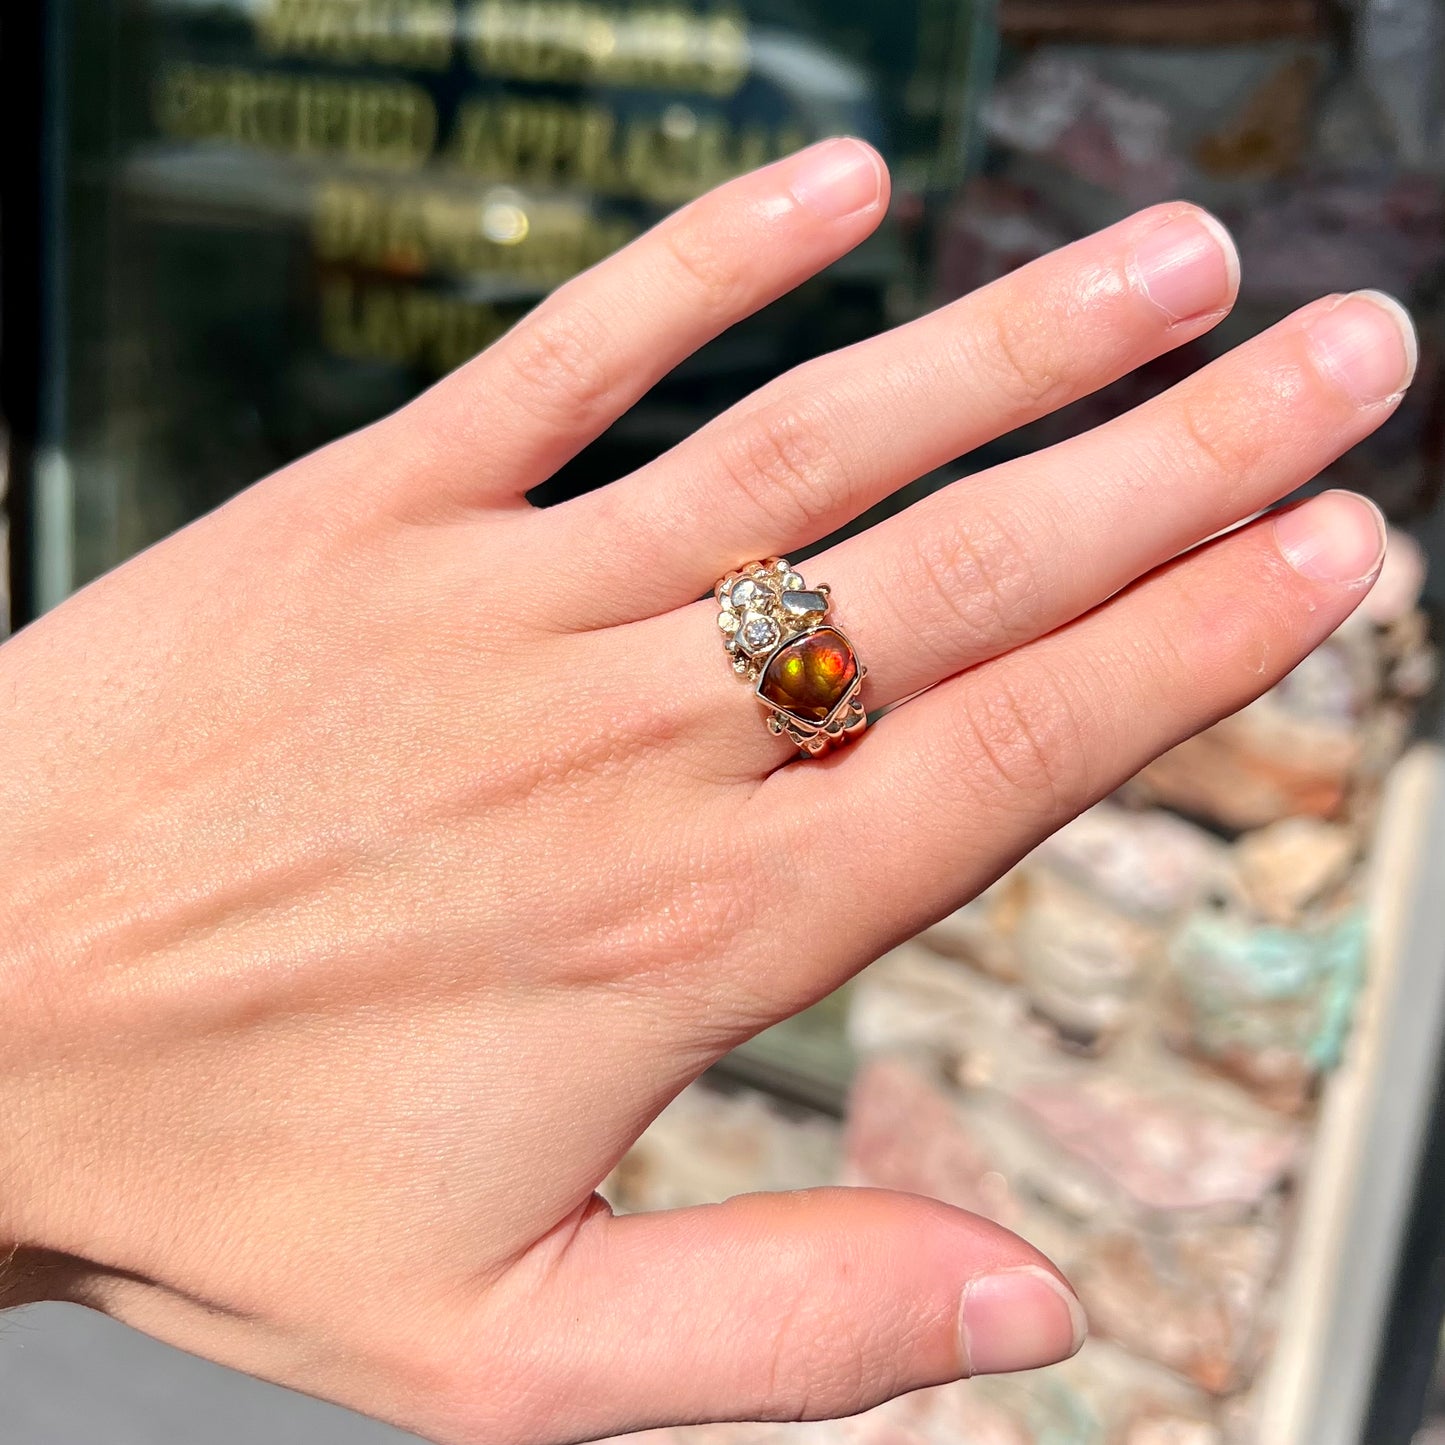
[0, 141, 1414, 1444]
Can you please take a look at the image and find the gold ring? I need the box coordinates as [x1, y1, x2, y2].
[715, 558, 868, 757]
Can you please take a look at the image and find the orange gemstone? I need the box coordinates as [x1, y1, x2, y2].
[758, 627, 858, 722]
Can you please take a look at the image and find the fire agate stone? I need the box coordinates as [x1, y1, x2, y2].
[758, 628, 858, 721]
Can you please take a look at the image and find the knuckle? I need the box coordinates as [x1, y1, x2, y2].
[1134, 603, 1199, 688]
[1139, 566, 1257, 692]
[599, 832, 758, 998]
[1171, 389, 1242, 489]
[676, 869, 757, 973]
[743, 1233, 905, 1422]
[959, 670, 1090, 813]
[904, 504, 1043, 662]
[756, 1283, 864, 1422]
[714, 397, 845, 533]
[970, 304, 1069, 414]
[503, 298, 612, 422]
[658, 213, 748, 317]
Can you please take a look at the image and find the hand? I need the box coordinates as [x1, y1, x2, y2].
[0, 140, 1410, 1444]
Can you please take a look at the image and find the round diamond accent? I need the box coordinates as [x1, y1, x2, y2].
[717, 611, 740, 634]
[782, 571, 805, 590]
[740, 613, 782, 655]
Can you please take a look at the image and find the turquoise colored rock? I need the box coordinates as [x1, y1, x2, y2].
[1168, 906, 1368, 1076]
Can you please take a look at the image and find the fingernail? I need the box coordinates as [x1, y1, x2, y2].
[788, 138, 885, 220]
[1132, 211, 1239, 324]
[1304, 291, 1418, 405]
[960, 1266, 1087, 1376]
[1274, 490, 1388, 585]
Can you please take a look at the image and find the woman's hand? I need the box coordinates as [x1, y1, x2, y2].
[0, 141, 1411, 1444]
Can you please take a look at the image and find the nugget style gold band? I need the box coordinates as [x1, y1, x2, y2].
[715, 558, 867, 757]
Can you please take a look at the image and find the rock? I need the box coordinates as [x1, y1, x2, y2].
[1029, 1337, 1219, 1442]
[1232, 817, 1357, 925]
[1014, 871, 1161, 1051]
[1383, 610, 1438, 699]
[1128, 702, 1360, 829]
[1032, 803, 1229, 923]
[921, 863, 1170, 1055]
[843, 1057, 1008, 1223]
[958, 1336, 1219, 1443]
[1165, 903, 1368, 1111]
[848, 941, 1050, 1089]
[848, 1030, 1301, 1224]
[1072, 1223, 1279, 1394]
[1129, 626, 1385, 830]
[921, 872, 1029, 981]
[1013, 1073, 1301, 1216]
[854, 1382, 1036, 1445]
[605, 1082, 839, 1213]
[1280, 614, 1382, 722]
[982, 51, 1182, 202]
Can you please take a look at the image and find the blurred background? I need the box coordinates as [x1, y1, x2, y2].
[4, 1, 1445, 1442]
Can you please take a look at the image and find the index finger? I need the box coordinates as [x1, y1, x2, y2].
[392, 139, 889, 509]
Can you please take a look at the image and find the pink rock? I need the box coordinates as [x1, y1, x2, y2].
[1013, 1076, 1300, 1214]
[843, 1058, 1002, 1221]
[1033, 804, 1227, 922]
[1129, 706, 1359, 829]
